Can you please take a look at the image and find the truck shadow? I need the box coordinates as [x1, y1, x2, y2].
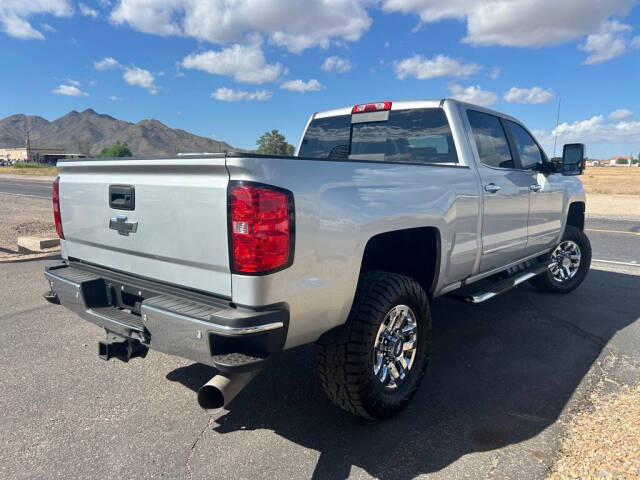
[167, 268, 640, 479]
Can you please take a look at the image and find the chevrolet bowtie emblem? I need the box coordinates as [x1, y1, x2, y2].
[109, 215, 138, 236]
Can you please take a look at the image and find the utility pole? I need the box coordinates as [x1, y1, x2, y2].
[25, 130, 32, 162]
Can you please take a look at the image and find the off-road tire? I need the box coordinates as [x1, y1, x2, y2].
[529, 225, 591, 293]
[316, 271, 431, 419]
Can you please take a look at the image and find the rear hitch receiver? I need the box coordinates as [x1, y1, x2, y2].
[98, 338, 148, 362]
[43, 290, 61, 305]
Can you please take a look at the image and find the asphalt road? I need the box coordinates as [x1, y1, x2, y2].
[0, 176, 52, 199]
[1, 176, 637, 263]
[1, 258, 639, 479]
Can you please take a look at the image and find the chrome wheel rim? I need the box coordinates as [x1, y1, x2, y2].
[549, 240, 581, 282]
[373, 305, 418, 389]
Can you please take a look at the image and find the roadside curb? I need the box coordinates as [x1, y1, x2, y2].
[592, 259, 640, 275]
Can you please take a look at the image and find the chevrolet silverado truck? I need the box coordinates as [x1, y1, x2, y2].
[44, 99, 590, 419]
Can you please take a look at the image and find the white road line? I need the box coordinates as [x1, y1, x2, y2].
[593, 258, 639, 267]
[0, 192, 49, 199]
[0, 177, 52, 186]
[0, 182, 51, 188]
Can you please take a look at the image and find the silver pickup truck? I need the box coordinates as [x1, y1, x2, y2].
[44, 99, 590, 419]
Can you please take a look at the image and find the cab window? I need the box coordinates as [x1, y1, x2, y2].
[466, 110, 514, 169]
[505, 120, 544, 169]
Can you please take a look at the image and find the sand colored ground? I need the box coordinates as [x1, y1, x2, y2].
[582, 167, 640, 196]
[547, 385, 640, 480]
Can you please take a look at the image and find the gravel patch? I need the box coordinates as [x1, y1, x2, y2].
[548, 385, 640, 479]
[0, 193, 56, 256]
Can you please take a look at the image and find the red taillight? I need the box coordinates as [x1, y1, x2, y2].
[229, 184, 293, 274]
[351, 101, 392, 114]
[53, 177, 64, 239]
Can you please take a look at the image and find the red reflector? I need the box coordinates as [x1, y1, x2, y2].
[53, 177, 64, 239]
[351, 101, 392, 114]
[230, 184, 292, 274]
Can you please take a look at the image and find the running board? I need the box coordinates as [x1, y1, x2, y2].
[451, 263, 548, 304]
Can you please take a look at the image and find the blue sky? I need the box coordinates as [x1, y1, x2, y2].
[1, 0, 640, 158]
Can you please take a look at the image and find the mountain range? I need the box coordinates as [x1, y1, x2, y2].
[0, 109, 235, 156]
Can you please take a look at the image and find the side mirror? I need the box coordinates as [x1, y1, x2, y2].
[562, 143, 585, 176]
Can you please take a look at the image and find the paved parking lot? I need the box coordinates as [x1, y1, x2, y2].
[1, 257, 639, 479]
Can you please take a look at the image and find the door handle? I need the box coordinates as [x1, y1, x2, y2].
[530, 184, 542, 192]
[484, 183, 501, 193]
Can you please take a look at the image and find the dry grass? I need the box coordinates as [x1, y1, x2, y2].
[582, 167, 640, 196]
[0, 165, 58, 176]
[548, 385, 640, 480]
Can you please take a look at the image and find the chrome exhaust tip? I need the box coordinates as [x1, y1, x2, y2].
[197, 369, 261, 414]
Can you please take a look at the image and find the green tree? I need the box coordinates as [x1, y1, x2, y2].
[256, 130, 295, 156]
[615, 157, 629, 165]
[98, 142, 132, 158]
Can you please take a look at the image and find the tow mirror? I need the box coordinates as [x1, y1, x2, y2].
[562, 143, 585, 176]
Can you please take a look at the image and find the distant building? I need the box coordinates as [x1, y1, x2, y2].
[0, 147, 85, 164]
[607, 155, 633, 166]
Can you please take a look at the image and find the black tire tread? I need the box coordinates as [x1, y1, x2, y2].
[316, 271, 430, 419]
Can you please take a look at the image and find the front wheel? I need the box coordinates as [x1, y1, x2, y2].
[316, 271, 431, 419]
[529, 225, 591, 293]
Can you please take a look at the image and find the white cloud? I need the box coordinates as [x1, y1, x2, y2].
[448, 84, 497, 106]
[580, 20, 637, 65]
[551, 115, 640, 145]
[94, 57, 121, 70]
[182, 43, 283, 84]
[65, 78, 81, 86]
[504, 86, 555, 104]
[394, 54, 481, 80]
[211, 87, 272, 101]
[123, 66, 157, 94]
[109, 0, 371, 53]
[280, 79, 323, 92]
[0, 0, 73, 39]
[382, 0, 635, 48]
[489, 66, 501, 80]
[42, 23, 56, 32]
[109, 95, 120, 101]
[322, 56, 352, 74]
[79, 3, 99, 18]
[609, 108, 634, 121]
[53, 84, 89, 96]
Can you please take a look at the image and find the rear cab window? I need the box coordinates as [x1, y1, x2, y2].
[299, 108, 458, 165]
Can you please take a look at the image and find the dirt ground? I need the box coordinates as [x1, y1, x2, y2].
[0, 193, 57, 258]
[582, 167, 640, 196]
[587, 194, 640, 219]
[547, 385, 640, 479]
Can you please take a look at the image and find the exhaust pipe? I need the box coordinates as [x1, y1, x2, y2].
[197, 369, 261, 414]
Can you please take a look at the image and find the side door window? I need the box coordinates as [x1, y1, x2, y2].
[505, 120, 543, 169]
[466, 110, 514, 169]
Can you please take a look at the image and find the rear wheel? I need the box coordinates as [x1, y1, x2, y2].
[529, 225, 591, 293]
[316, 271, 431, 419]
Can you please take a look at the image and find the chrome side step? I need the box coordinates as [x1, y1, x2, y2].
[452, 263, 548, 304]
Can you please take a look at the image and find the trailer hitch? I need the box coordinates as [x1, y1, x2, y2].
[98, 338, 148, 362]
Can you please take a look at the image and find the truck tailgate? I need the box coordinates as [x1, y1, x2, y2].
[57, 157, 231, 297]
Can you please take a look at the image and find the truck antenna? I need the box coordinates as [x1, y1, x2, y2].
[553, 97, 561, 158]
